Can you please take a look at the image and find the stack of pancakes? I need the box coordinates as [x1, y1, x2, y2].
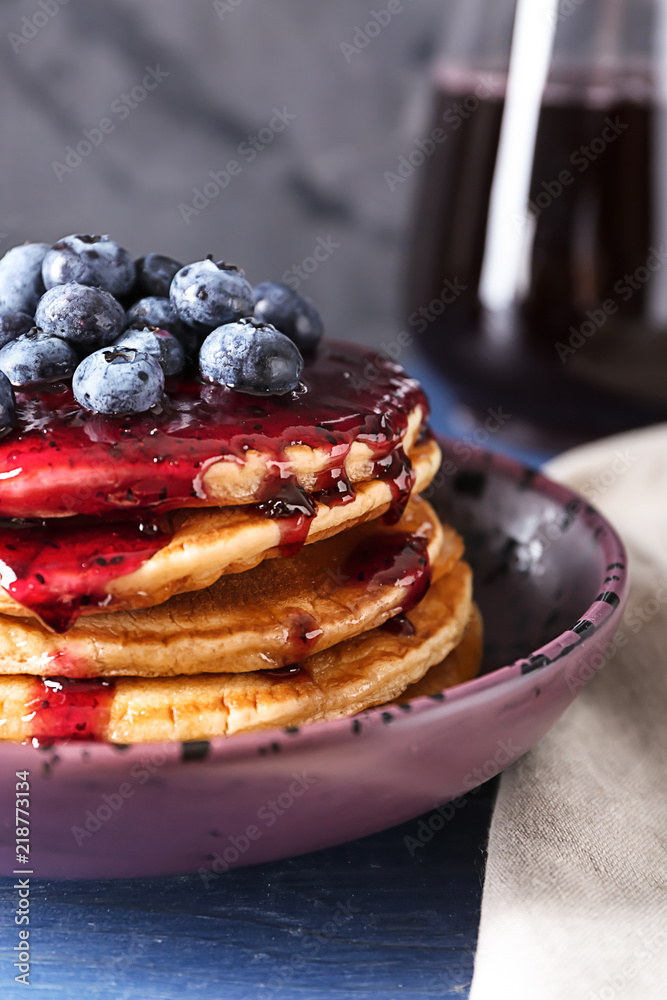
[0, 346, 481, 744]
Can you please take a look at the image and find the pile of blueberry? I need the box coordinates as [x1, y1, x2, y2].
[0, 235, 324, 430]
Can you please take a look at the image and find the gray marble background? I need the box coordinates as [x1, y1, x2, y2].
[0, 0, 446, 347]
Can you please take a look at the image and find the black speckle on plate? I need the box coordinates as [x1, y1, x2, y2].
[595, 591, 621, 608]
[521, 653, 551, 674]
[181, 740, 210, 762]
[571, 618, 595, 636]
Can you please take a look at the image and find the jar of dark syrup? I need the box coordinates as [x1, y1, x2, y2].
[406, 0, 667, 451]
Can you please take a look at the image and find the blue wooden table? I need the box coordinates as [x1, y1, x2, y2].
[0, 782, 496, 999]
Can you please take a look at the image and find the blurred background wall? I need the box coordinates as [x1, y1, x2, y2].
[0, 0, 444, 347]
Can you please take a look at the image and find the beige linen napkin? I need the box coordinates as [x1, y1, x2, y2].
[470, 424, 667, 1000]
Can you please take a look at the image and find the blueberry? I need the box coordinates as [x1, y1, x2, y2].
[0, 243, 50, 315]
[114, 326, 184, 376]
[135, 254, 182, 298]
[35, 282, 125, 350]
[0, 371, 16, 435]
[170, 259, 254, 334]
[199, 319, 303, 395]
[73, 348, 165, 415]
[125, 295, 199, 363]
[124, 296, 182, 334]
[42, 234, 136, 297]
[253, 281, 324, 353]
[0, 329, 78, 386]
[0, 312, 34, 349]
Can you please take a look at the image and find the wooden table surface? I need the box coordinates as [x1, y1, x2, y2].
[0, 781, 495, 999]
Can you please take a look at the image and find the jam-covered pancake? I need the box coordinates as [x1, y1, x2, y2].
[0, 343, 429, 519]
[0, 562, 472, 743]
[0, 437, 440, 631]
[0, 495, 462, 677]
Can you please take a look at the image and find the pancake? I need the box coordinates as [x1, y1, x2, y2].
[392, 603, 483, 701]
[0, 437, 440, 628]
[0, 561, 473, 743]
[0, 343, 429, 518]
[0, 495, 462, 677]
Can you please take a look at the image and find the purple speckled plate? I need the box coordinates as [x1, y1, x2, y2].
[0, 439, 628, 878]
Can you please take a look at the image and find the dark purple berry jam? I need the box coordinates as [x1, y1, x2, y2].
[0, 343, 428, 631]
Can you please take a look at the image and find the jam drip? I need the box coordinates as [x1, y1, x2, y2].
[285, 610, 324, 659]
[27, 677, 115, 742]
[257, 481, 317, 557]
[341, 531, 431, 615]
[372, 447, 416, 525]
[315, 468, 356, 508]
[380, 613, 416, 637]
[0, 343, 428, 519]
[0, 514, 172, 632]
